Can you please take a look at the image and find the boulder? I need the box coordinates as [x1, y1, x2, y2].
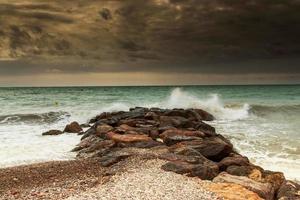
[213, 172, 275, 200]
[106, 132, 152, 143]
[218, 154, 250, 170]
[161, 159, 219, 180]
[205, 183, 263, 200]
[170, 136, 233, 161]
[160, 129, 205, 146]
[64, 121, 83, 133]
[160, 149, 219, 180]
[159, 116, 189, 128]
[262, 170, 285, 192]
[96, 124, 113, 137]
[42, 130, 63, 136]
[277, 180, 300, 200]
[194, 121, 216, 136]
[192, 109, 215, 121]
[226, 165, 264, 182]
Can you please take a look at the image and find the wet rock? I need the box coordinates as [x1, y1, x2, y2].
[64, 121, 83, 133]
[218, 154, 250, 170]
[170, 136, 233, 161]
[192, 109, 215, 121]
[194, 121, 216, 136]
[71, 135, 102, 152]
[42, 130, 63, 136]
[80, 127, 96, 140]
[206, 183, 263, 200]
[106, 132, 152, 143]
[99, 151, 131, 167]
[96, 124, 113, 137]
[213, 172, 275, 200]
[277, 180, 300, 200]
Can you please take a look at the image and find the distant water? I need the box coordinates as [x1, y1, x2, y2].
[0, 85, 299, 181]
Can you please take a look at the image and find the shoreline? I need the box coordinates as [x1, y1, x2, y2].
[1, 107, 299, 200]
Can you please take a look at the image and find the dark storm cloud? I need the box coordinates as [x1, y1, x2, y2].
[0, 0, 300, 80]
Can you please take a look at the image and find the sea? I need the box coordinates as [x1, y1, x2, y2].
[0, 85, 299, 181]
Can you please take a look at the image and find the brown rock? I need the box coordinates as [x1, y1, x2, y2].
[64, 121, 83, 133]
[161, 159, 219, 180]
[160, 149, 219, 180]
[159, 116, 189, 128]
[205, 183, 263, 200]
[194, 121, 216, 136]
[262, 170, 285, 192]
[160, 129, 205, 146]
[226, 165, 264, 182]
[218, 154, 250, 170]
[106, 132, 152, 143]
[96, 124, 113, 137]
[213, 172, 275, 200]
[77, 140, 116, 159]
[277, 180, 300, 200]
[192, 109, 215, 121]
[42, 130, 63, 136]
[170, 136, 233, 161]
[71, 135, 103, 152]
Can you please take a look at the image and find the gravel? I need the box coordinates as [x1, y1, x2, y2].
[67, 158, 222, 200]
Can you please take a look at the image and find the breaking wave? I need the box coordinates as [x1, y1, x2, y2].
[0, 111, 70, 124]
[155, 88, 250, 121]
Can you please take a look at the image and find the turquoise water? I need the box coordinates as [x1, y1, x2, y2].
[0, 85, 299, 180]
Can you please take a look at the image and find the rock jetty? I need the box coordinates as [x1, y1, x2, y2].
[46, 107, 300, 200]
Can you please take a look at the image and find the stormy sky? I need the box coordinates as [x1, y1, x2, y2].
[0, 0, 300, 86]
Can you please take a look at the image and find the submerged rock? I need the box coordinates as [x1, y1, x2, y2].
[42, 130, 63, 136]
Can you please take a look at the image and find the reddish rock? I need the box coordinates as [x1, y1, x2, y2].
[160, 129, 205, 146]
[42, 130, 63, 136]
[106, 132, 152, 143]
[205, 183, 263, 200]
[213, 172, 275, 200]
[64, 121, 83, 133]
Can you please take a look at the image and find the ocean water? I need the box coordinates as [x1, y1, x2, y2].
[0, 85, 299, 181]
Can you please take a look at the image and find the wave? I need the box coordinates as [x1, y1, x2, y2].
[0, 111, 70, 124]
[250, 104, 300, 116]
[149, 88, 250, 121]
